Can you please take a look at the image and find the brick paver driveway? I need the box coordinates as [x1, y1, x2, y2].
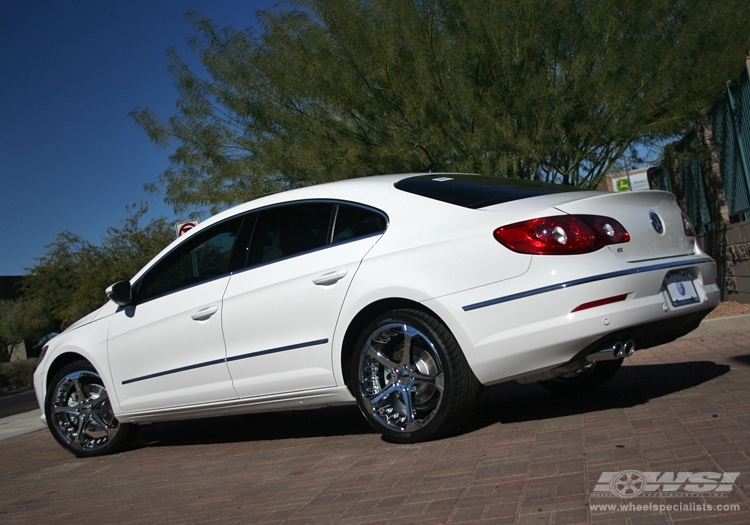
[2, 331, 749, 524]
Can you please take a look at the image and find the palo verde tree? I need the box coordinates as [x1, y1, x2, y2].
[132, 0, 750, 213]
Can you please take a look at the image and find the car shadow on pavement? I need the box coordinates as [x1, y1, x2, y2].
[132, 360, 728, 450]
[729, 354, 750, 367]
[470, 360, 730, 428]
[134, 404, 377, 449]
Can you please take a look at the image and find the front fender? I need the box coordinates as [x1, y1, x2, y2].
[34, 315, 120, 415]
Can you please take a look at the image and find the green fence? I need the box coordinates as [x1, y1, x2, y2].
[659, 65, 750, 231]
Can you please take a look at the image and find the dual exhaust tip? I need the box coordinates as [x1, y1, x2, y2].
[586, 340, 635, 363]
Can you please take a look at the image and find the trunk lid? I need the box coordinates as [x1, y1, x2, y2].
[551, 190, 696, 262]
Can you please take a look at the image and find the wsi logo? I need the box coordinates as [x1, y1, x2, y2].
[592, 471, 740, 498]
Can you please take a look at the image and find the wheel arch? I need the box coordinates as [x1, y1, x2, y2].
[339, 297, 452, 394]
[45, 352, 90, 391]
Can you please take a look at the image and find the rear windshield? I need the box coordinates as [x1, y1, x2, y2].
[394, 174, 582, 209]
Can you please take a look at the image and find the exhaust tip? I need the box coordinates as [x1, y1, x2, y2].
[585, 340, 633, 363]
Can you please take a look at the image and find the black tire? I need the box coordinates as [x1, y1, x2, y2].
[538, 358, 623, 394]
[351, 309, 480, 443]
[46, 360, 135, 457]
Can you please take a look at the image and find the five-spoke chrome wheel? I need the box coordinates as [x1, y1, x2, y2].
[359, 322, 445, 432]
[353, 309, 478, 443]
[46, 361, 133, 457]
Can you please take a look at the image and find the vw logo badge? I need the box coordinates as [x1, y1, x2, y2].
[650, 211, 664, 234]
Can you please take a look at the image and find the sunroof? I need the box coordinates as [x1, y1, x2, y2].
[394, 174, 581, 209]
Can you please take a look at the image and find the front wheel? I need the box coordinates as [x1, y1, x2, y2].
[352, 309, 479, 443]
[46, 361, 134, 457]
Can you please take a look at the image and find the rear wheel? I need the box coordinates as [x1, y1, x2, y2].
[538, 358, 623, 394]
[352, 309, 479, 443]
[46, 361, 134, 457]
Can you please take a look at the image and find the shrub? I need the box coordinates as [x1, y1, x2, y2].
[0, 359, 38, 390]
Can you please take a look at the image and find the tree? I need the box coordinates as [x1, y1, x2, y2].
[22, 204, 173, 331]
[0, 297, 53, 351]
[132, 0, 750, 214]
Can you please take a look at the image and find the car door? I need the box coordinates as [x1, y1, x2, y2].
[222, 201, 387, 398]
[108, 216, 245, 413]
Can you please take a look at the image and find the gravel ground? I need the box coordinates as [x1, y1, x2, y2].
[705, 300, 750, 319]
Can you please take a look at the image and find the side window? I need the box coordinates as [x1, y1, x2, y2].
[248, 203, 334, 266]
[332, 204, 387, 244]
[137, 216, 244, 302]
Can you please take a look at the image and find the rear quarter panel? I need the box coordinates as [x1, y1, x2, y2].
[333, 193, 533, 378]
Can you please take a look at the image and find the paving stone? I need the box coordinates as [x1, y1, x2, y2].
[3, 329, 750, 524]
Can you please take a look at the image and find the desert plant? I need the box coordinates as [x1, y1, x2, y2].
[0, 359, 38, 390]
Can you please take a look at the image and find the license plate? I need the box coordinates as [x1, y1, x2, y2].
[665, 272, 699, 306]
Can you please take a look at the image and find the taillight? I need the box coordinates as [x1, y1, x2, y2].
[682, 213, 696, 237]
[493, 215, 630, 255]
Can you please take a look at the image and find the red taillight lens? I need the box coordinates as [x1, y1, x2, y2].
[493, 215, 629, 255]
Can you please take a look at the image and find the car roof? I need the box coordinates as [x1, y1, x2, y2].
[129, 173, 585, 283]
[206, 172, 581, 223]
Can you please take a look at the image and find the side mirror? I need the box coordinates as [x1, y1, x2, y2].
[105, 280, 132, 306]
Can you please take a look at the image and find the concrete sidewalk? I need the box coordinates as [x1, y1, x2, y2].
[0, 408, 45, 442]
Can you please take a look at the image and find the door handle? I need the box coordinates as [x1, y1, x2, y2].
[313, 269, 348, 286]
[191, 305, 219, 321]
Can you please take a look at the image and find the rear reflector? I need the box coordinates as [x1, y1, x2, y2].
[494, 215, 630, 255]
[571, 294, 629, 312]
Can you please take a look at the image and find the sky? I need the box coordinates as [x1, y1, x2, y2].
[0, 0, 277, 276]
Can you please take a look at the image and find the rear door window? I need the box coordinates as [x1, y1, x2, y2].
[247, 203, 334, 266]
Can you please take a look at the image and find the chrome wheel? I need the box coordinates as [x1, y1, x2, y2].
[46, 361, 133, 456]
[353, 309, 479, 443]
[359, 322, 445, 432]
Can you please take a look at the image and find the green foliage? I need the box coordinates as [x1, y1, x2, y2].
[0, 298, 52, 350]
[132, 0, 750, 213]
[0, 359, 38, 390]
[22, 203, 174, 331]
[0, 204, 173, 344]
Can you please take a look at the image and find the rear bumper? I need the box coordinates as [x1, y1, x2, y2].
[424, 254, 719, 386]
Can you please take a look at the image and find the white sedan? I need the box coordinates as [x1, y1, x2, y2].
[34, 173, 719, 456]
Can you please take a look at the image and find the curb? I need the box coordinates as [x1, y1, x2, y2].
[679, 313, 750, 339]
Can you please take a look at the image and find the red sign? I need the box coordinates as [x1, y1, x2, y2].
[175, 220, 199, 237]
